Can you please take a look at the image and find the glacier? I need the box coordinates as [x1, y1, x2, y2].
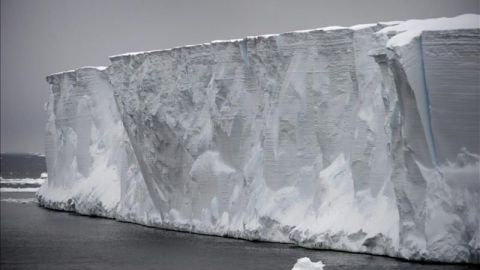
[37, 14, 480, 263]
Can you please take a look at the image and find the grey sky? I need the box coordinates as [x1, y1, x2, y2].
[1, 0, 479, 154]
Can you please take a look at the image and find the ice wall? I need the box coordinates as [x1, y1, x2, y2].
[372, 18, 480, 262]
[39, 15, 480, 263]
[38, 67, 158, 224]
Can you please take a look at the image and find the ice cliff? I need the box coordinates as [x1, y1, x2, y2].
[39, 67, 157, 223]
[38, 14, 480, 263]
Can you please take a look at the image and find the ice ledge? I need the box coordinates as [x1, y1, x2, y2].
[108, 21, 402, 61]
[379, 14, 479, 48]
[46, 66, 107, 83]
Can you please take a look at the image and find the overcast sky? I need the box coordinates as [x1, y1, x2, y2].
[1, 0, 478, 154]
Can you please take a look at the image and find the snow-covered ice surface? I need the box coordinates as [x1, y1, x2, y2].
[39, 14, 480, 263]
[292, 257, 325, 270]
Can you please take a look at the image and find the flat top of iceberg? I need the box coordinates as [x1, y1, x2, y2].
[47, 69, 76, 77]
[46, 66, 107, 80]
[55, 14, 479, 74]
[109, 21, 400, 60]
[109, 14, 478, 59]
[379, 14, 479, 48]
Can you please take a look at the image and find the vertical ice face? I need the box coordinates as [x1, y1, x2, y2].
[374, 22, 480, 262]
[39, 67, 157, 222]
[108, 24, 402, 257]
[422, 30, 479, 162]
[40, 15, 480, 263]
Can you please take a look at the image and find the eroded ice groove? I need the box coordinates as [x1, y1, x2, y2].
[41, 14, 480, 263]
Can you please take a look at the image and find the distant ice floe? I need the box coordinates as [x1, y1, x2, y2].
[0, 177, 46, 192]
[0, 197, 38, 204]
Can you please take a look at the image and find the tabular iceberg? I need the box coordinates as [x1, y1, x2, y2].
[38, 14, 480, 263]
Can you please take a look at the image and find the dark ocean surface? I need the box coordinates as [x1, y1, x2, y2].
[0, 154, 46, 179]
[1, 192, 477, 270]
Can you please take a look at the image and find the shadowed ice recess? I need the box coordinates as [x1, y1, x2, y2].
[37, 14, 480, 263]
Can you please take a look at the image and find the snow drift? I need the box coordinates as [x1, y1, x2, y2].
[38, 14, 480, 263]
